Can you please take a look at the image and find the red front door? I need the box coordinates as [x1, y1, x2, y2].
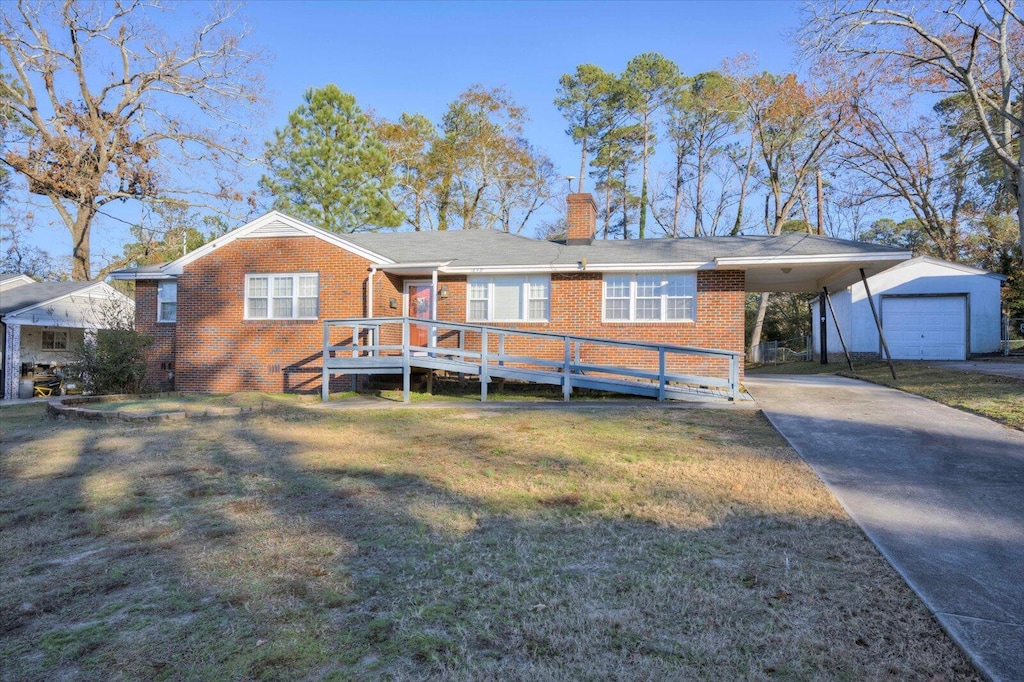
[406, 283, 433, 348]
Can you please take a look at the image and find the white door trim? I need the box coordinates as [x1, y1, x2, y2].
[404, 280, 436, 351]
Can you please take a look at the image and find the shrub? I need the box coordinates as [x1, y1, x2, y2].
[68, 301, 152, 395]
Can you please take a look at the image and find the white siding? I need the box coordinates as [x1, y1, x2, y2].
[812, 258, 1003, 356]
[4, 289, 130, 329]
[18, 326, 85, 366]
[239, 219, 308, 238]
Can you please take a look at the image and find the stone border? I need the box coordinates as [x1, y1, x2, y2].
[47, 392, 262, 422]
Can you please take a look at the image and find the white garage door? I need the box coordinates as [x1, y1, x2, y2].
[882, 296, 967, 360]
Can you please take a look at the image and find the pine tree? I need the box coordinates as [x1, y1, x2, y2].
[261, 85, 403, 233]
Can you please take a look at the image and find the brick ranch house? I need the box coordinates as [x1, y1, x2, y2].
[111, 193, 911, 395]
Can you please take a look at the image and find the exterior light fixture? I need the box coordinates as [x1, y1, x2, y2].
[439, 285, 450, 298]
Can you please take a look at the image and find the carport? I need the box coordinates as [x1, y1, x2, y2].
[712, 234, 912, 374]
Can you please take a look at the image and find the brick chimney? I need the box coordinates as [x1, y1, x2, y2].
[566, 193, 597, 245]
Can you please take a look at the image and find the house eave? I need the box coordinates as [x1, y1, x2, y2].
[439, 261, 710, 275]
[108, 269, 177, 281]
[376, 262, 451, 275]
[714, 251, 912, 268]
[0, 282, 132, 326]
[158, 211, 395, 275]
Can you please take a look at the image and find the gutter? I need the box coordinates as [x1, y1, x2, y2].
[714, 252, 912, 267]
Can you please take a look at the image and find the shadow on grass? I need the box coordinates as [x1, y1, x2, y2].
[0, 403, 982, 681]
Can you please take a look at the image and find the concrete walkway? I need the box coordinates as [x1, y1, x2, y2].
[936, 361, 1024, 381]
[745, 375, 1024, 682]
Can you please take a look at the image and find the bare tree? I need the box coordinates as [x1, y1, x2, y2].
[803, 0, 1024, 256]
[735, 69, 846, 348]
[1, 0, 265, 279]
[837, 91, 986, 259]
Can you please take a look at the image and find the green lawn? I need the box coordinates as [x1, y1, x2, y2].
[0, 400, 978, 680]
[748, 360, 1024, 431]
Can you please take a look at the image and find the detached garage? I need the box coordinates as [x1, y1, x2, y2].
[812, 256, 1005, 361]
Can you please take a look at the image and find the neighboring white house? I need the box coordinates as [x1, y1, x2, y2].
[1, 275, 134, 399]
[811, 256, 1005, 361]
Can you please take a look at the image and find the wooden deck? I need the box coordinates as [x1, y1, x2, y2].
[321, 317, 742, 403]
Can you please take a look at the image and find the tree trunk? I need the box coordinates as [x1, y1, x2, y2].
[71, 206, 94, 281]
[603, 183, 612, 238]
[437, 173, 452, 231]
[1017, 138, 1024, 259]
[672, 156, 682, 239]
[749, 292, 770, 351]
[694, 152, 705, 237]
[621, 176, 629, 240]
[639, 113, 649, 239]
[578, 140, 588, 193]
[731, 129, 757, 236]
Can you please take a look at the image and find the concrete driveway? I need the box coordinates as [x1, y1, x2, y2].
[936, 361, 1024, 381]
[745, 375, 1024, 682]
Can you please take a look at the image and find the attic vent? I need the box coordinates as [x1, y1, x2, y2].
[241, 219, 307, 238]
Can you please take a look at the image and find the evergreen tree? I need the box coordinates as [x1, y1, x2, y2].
[261, 85, 403, 233]
[621, 54, 683, 239]
[555, 64, 615, 193]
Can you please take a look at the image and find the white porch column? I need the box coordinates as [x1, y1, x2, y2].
[430, 270, 438, 319]
[3, 322, 22, 400]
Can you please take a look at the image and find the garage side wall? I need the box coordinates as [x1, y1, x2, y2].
[813, 261, 1003, 359]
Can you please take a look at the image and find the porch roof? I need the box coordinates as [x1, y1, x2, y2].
[0, 281, 97, 317]
[1, 281, 132, 329]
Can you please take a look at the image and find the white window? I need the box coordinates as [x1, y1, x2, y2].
[41, 330, 68, 350]
[467, 276, 550, 322]
[157, 280, 177, 322]
[603, 273, 696, 322]
[246, 274, 319, 320]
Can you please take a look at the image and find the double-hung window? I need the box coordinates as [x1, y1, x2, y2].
[246, 273, 319, 320]
[42, 330, 69, 350]
[157, 280, 177, 322]
[467, 276, 550, 322]
[603, 273, 696, 322]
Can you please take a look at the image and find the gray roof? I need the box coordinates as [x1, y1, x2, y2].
[0, 281, 97, 316]
[110, 213, 908, 280]
[344, 230, 906, 268]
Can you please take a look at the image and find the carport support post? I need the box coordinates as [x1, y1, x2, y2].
[823, 287, 855, 374]
[819, 293, 828, 364]
[860, 268, 898, 381]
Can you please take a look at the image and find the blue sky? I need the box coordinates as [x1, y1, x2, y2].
[12, 0, 806, 269]
[246, 0, 802, 184]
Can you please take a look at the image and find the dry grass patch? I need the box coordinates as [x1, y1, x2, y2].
[749, 360, 1024, 430]
[0, 400, 978, 680]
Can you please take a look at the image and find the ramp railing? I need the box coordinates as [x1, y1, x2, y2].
[322, 317, 741, 403]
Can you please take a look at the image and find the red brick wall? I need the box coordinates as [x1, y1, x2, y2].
[566, 194, 597, 242]
[135, 281, 177, 392]
[136, 236, 746, 393]
[173, 236, 371, 393]
[431, 271, 745, 378]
